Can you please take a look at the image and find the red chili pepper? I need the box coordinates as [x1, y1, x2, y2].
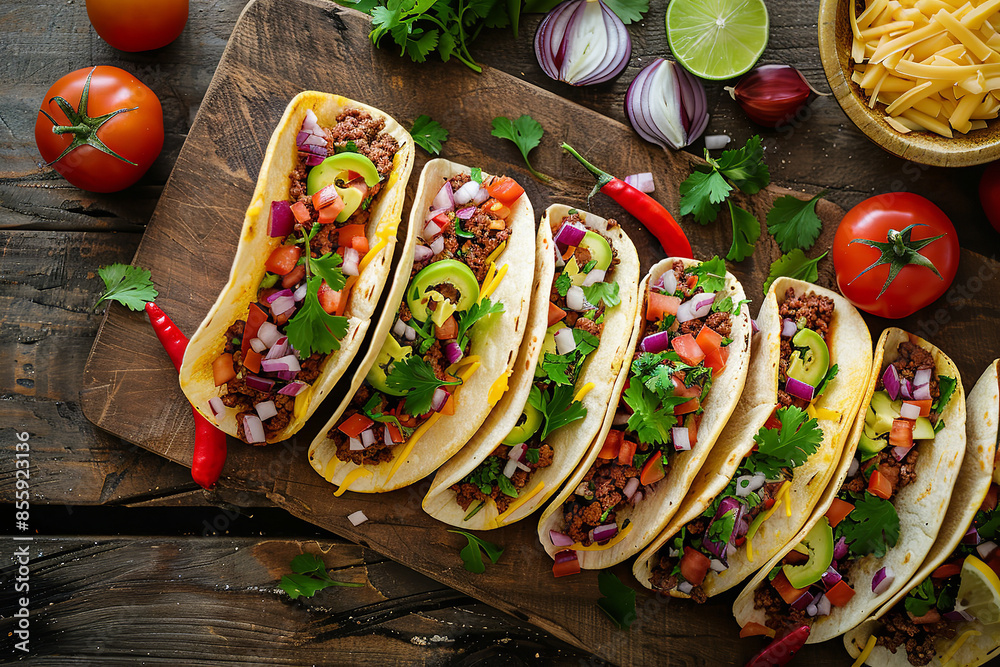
[144, 302, 228, 489]
[745, 624, 810, 667]
[561, 143, 693, 259]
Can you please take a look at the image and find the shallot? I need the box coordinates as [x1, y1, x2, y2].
[725, 64, 825, 128]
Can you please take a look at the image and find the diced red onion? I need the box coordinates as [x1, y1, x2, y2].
[963, 526, 982, 545]
[393, 319, 407, 338]
[704, 134, 731, 150]
[623, 172, 654, 193]
[630, 491, 644, 505]
[269, 201, 295, 238]
[554, 550, 578, 565]
[736, 472, 766, 497]
[554, 221, 586, 247]
[751, 318, 759, 335]
[473, 187, 490, 205]
[834, 537, 848, 561]
[582, 268, 607, 286]
[383, 425, 395, 448]
[360, 427, 376, 448]
[456, 206, 476, 220]
[347, 510, 368, 526]
[710, 558, 727, 572]
[589, 523, 619, 543]
[913, 383, 932, 401]
[691, 293, 716, 316]
[872, 566, 895, 594]
[565, 285, 587, 311]
[673, 426, 692, 451]
[430, 236, 445, 256]
[661, 270, 677, 295]
[261, 355, 301, 373]
[255, 400, 277, 421]
[245, 374, 275, 393]
[882, 365, 902, 400]
[677, 580, 694, 594]
[785, 377, 816, 402]
[432, 182, 454, 211]
[266, 288, 294, 304]
[640, 331, 672, 353]
[821, 566, 842, 590]
[806, 600, 818, 617]
[208, 397, 225, 416]
[900, 402, 921, 420]
[293, 283, 307, 302]
[277, 381, 307, 396]
[550, 530, 574, 547]
[892, 445, 912, 461]
[978, 541, 997, 559]
[257, 322, 281, 348]
[431, 388, 449, 412]
[296, 111, 327, 166]
[508, 443, 527, 461]
[781, 319, 798, 337]
[791, 590, 814, 611]
[913, 368, 932, 389]
[900, 378, 913, 400]
[349, 437, 364, 451]
[249, 337, 267, 354]
[453, 181, 481, 205]
[848, 457, 859, 478]
[265, 337, 289, 360]
[625, 57, 709, 150]
[414, 244, 433, 262]
[503, 457, 520, 479]
[269, 296, 296, 317]
[944, 609, 975, 622]
[242, 414, 265, 443]
[404, 326, 416, 342]
[422, 220, 442, 241]
[554, 246, 565, 268]
[675, 300, 697, 324]
[554, 328, 577, 355]
[623, 477, 640, 500]
[342, 247, 360, 277]
[444, 341, 464, 365]
[534, 0, 631, 86]
[274, 370, 298, 382]
[814, 594, 831, 617]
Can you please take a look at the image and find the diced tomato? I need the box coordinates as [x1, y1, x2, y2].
[646, 292, 681, 321]
[312, 184, 342, 211]
[685, 413, 699, 446]
[435, 315, 458, 340]
[337, 223, 366, 246]
[213, 354, 236, 386]
[553, 551, 581, 577]
[825, 580, 856, 607]
[983, 484, 999, 513]
[869, 470, 893, 500]
[685, 275, 698, 292]
[484, 198, 511, 220]
[703, 347, 728, 377]
[764, 497, 776, 510]
[338, 413, 374, 438]
[281, 264, 306, 289]
[441, 395, 456, 416]
[679, 547, 711, 587]
[671, 374, 701, 399]
[771, 571, 807, 605]
[598, 430, 624, 459]
[739, 622, 775, 639]
[243, 349, 262, 374]
[618, 439, 638, 466]
[671, 333, 706, 366]
[889, 418, 914, 449]
[384, 422, 405, 444]
[826, 498, 855, 528]
[274, 308, 292, 326]
[932, 562, 962, 579]
[674, 398, 700, 415]
[317, 204, 341, 224]
[548, 301, 567, 327]
[265, 244, 301, 276]
[318, 279, 352, 316]
[241, 303, 268, 357]
[695, 325, 723, 355]
[432, 213, 451, 228]
[397, 411, 418, 428]
[904, 399, 933, 418]
[764, 407, 782, 431]
[640, 454, 665, 485]
[487, 176, 525, 207]
[290, 201, 311, 223]
[352, 235, 370, 257]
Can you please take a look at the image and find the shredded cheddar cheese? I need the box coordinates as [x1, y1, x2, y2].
[573, 382, 596, 402]
[293, 385, 313, 420]
[851, 635, 877, 667]
[334, 467, 372, 496]
[481, 263, 508, 301]
[940, 629, 981, 664]
[850, 0, 1000, 136]
[495, 480, 545, 526]
[488, 371, 511, 406]
[569, 521, 634, 551]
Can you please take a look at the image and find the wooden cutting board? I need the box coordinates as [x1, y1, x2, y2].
[80, 0, 1000, 663]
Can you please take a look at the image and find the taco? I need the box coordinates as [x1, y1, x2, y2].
[536, 256, 753, 571]
[179, 92, 414, 444]
[844, 359, 1000, 667]
[422, 205, 641, 529]
[734, 328, 967, 645]
[307, 159, 535, 493]
[634, 278, 872, 601]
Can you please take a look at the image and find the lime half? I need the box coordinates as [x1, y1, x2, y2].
[665, 0, 769, 81]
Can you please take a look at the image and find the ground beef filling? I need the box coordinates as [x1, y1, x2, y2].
[777, 288, 835, 408]
[451, 444, 556, 514]
[875, 608, 956, 666]
[755, 583, 813, 633]
[562, 459, 642, 545]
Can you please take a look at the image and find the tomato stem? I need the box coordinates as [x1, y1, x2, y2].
[848, 223, 945, 298]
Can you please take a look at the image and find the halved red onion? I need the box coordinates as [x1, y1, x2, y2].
[262, 355, 301, 373]
[977, 540, 997, 559]
[245, 374, 275, 393]
[255, 400, 277, 421]
[277, 381, 307, 396]
[456, 206, 476, 220]
[791, 590, 814, 611]
[534, 0, 631, 86]
[589, 522, 619, 543]
[781, 319, 798, 337]
[432, 182, 454, 211]
[266, 288, 294, 304]
[726, 65, 819, 128]
[208, 397, 225, 416]
[554, 328, 577, 355]
[640, 331, 671, 353]
[454, 180, 480, 205]
[554, 221, 586, 247]
[566, 285, 588, 311]
[882, 365, 902, 400]
[872, 566, 895, 594]
[270, 296, 296, 318]
[785, 377, 816, 402]
[430, 236, 445, 256]
[673, 426, 691, 451]
[582, 268, 607, 286]
[414, 244, 434, 262]
[257, 322, 281, 348]
[899, 402, 921, 420]
[242, 414, 266, 443]
[343, 247, 361, 277]
[347, 510, 368, 526]
[269, 201, 295, 238]
[550, 529, 574, 547]
[249, 337, 267, 354]
[821, 566, 842, 590]
[444, 341, 464, 365]
[623, 172, 654, 193]
[293, 283, 308, 302]
[625, 58, 709, 150]
[265, 337, 289, 360]
[963, 526, 982, 545]
[431, 388, 450, 412]
[623, 477, 640, 500]
[349, 436, 364, 451]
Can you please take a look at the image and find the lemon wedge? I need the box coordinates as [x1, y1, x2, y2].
[954, 555, 1000, 625]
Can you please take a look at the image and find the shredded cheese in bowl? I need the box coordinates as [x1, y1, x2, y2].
[849, 0, 1000, 137]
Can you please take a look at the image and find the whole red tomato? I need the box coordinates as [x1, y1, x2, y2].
[86, 0, 188, 52]
[35, 66, 163, 193]
[833, 192, 959, 319]
[980, 161, 1000, 234]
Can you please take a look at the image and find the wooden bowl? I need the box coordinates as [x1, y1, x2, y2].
[817, 0, 1000, 167]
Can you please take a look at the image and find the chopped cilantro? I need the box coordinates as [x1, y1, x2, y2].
[713, 135, 770, 194]
[409, 114, 449, 155]
[837, 494, 900, 558]
[491, 114, 550, 182]
[751, 406, 823, 480]
[525, 447, 540, 464]
[310, 252, 347, 292]
[279, 553, 364, 599]
[707, 509, 736, 545]
[814, 364, 839, 398]
[623, 383, 683, 445]
[94, 263, 158, 311]
[449, 529, 503, 574]
[679, 168, 731, 224]
[688, 256, 728, 293]
[528, 384, 588, 440]
[904, 576, 936, 617]
[596, 571, 637, 630]
[582, 281, 621, 308]
[470, 167, 482, 183]
[456, 297, 504, 349]
[385, 354, 462, 415]
[555, 271, 572, 297]
[934, 375, 957, 414]
[582, 259, 598, 273]
[766, 191, 826, 253]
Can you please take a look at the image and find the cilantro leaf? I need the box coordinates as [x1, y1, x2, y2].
[385, 354, 462, 415]
[727, 201, 761, 262]
[284, 277, 350, 357]
[582, 281, 621, 308]
[471, 167, 483, 183]
[555, 271, 572, 297]
[838, 494, 901, 558]
[934, 375, 957, 414]
[623, 383, 682, 445]
[491, 115, 551, 182]
[707, 509, 737, 547]
[601, 0, 648, 23]
[713, 295, 750, 316]
[279, 553, 364, 599]
[410, 114, 449, 155]
[763, 250, 828, 295]
[766, 191, 826, 253]
[311, 252, 347, 292]
[456, 297, 505, 349]
[815, 364, 839, 398]
[529, 384, 588, 440]
[597, 571, 637, 630]
[449, 529, 503, 574]
[753, 406, 822, 472]
[904, 576, 936, 617]
[713, 135, 770, 194]
[679, 169, 731, 224]
[688, 256, 728, 293]
[404, 27, 439, 62]
[94, 263, 158, 311]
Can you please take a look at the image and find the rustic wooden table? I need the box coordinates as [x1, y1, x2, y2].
[2, 0, 997, 664]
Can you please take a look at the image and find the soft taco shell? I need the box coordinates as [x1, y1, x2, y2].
[634, 278, 873, 597]
[179, 92, 414, 443]
[734, 328, 967, 644]
[307, 159, 535, 492]
[843, 359, 999, 666]
[536, 257, 753, 569]
[423, 205, 641, 529]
